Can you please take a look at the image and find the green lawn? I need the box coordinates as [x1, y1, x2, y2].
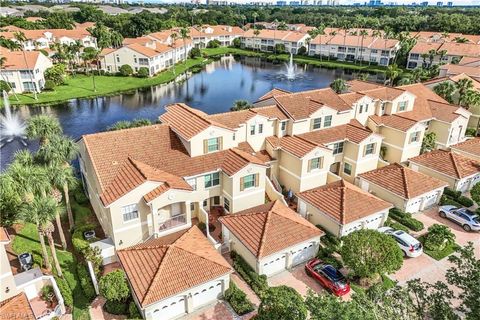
[12, 223, 91, 320]
[418, 235, 460, 261]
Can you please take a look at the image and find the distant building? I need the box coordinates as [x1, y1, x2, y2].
[421, 1, 429, 6]
[436, 1, 443, 6]
[447, 1, 453, 6]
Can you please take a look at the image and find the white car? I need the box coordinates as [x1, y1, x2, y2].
[378, 227, 423, 258]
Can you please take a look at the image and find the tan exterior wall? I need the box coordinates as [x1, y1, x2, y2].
[188, 126, 235, 157]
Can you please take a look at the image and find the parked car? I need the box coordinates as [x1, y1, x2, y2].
[18, 253, 33, 271]
[378, 227, 423, 258]
[305, 258, 350, 296]
[438, 206, 480, 232]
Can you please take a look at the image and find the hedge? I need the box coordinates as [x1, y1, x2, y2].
[457, 195, 474, 207]
[73, 188, 89, 205]
[77, 263, 96, 301]
[55, 276, 73, 307]
[443, 188, 461, 199]
[443, 188, 474, 207]
[128, 301, 142, 319]
[471, 183, 480, 204]
[224, 281, 255, 315]
[384, 218, 409, 233]
[316, 225, 341, 250]
[104, 300, 128, 315]
[230, 251, 268, 297]
[389, 208, 424, 232]
[317, 247, 343, 269]
[72, 224, 97, 253]
[439, 195, 462, 207]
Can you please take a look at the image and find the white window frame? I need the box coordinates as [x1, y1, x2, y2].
[364, 143, 376, 156]
[204, 172, 220, 188]
[409, 131, 421, 144]
[324, 115, 332, 127]
[224, 197, 230, 213]
[242, 174, 256, 190]
[343, 162, 352, 176]
[398, 101, 408, 112]
[312, 118, 322, 130]
[122, 204, 139, 222]
[207, 137, 219, 152]
[332, 142, 344, 155]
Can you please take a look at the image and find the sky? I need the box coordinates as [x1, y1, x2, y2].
[140, 0, 479, 4]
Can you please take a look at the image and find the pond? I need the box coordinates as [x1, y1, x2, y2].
[0, 55, 386, 169]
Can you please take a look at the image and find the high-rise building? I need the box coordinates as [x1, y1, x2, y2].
[436, 1, 443, 6]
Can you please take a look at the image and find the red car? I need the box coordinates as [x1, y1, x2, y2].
[305, 258, 350, 296]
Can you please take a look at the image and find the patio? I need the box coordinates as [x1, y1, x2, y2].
[29, 296, 58, 319]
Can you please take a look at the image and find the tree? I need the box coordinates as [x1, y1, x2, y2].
[26, 115, 62, 146]
[0, 174, 22, 226]
[230, 100, 252, 111]
[424, 224, 455, 251]
[137, 67, 149, 78]
[433, 81, 456, 103]
[257, 286, 307, 320]
[446, 242, 479, 319]
[462, 90, 480, 111]
[81, 47, 100, 92]
[330, 79, 348, 93]
[340, 229, 403, 280]
[179, 27, 190, 64]
[45, 64, 67, 85]
[253, 29, 260, 52]
[0, 80, 11, 95]
[421, 132, 436, 153]
[455, 78, 474, 107]
[170, 32, 178, 75]
[207, 39, 221, 48]
[189, 47, 201, 58]
[99, 270, 130, 302]
[358, 30, 369, 63]
[119, 64, 133, 76]
[386, 64, 401, 86]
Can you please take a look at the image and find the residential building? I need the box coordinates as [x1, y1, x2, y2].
[240, 29, 309, 54]
[450, 138, 480, 161]
[219, 200, 323, 276]
[438, 57, 480, 81]
[409, 150, 480, 192]
[0, 228, 66, 319]
[117, 226, 232, 320]
[189, 25, 244, 48]
[412, 31, 480, 45]
[406, 41, 480, 69]
[357, 163, 447, 213]
[297, 180, 392, 237]
[0, 50, 53, 93]
[308, 34, 400, 66]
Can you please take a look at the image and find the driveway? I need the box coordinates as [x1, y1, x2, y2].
[390, 206, 480, 286]
[185, 301, 255, 320]
[267, 264, 326, 297]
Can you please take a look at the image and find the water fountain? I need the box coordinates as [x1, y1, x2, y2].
[284, 53, 297, 80]
[0, 90, 27, 148]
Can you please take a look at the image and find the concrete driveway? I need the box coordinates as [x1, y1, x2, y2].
[267, 264, 326, 297]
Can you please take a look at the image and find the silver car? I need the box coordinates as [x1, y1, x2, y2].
[378, 227, 423, 258]
[438, 206, 480, 232]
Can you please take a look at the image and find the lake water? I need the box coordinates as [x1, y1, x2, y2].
[0, 55, 386, 169]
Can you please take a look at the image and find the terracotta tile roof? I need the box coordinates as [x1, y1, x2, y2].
[190, 25, 244, 37]
[369, 38, 400, 50]
[206, 105, 288, 128]
[219, 200, 323, 258]
[122, 37, 154, 46]
[346, 79, 384, 92]
[117, 226, 232, 307]
[243, 29, 307, 42]
[439, 42, 480, 57]
[237, 142, 274, 163]
[266, 135, 323, 158]
[309, 34, 398, 49]
[0, 227, 10, 242]
[298, 120, 374, 145]
[369, 114, 417, 132]
[258, 88, 291, 101]
[252, 105, 289, 120]
[439, 64, 480, 79]
[125, 43, 166, 57]
[82, 124, 266, 204]
[0, 293, 35, 320]
[359, 163, 447, 199]
[359, 86, 406, 101]
[459, 57, 480, 66]
[161, 103, 233, 140]
[297, 180, 392, 224]
[409, 42, 443, 54]
[338, 92, 365, 105]
[410, 149, 480, 179]
[451, 138, 480, 157]
[1, 50, 44, 70]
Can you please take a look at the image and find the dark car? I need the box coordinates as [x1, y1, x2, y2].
[305, 258, 350, 296]
[18, 253, 33, 271]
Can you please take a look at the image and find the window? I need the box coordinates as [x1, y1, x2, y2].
[250, 125, 256, 135]
[122, 204, 138, 222]
[324, 115, 332, 127]
[398, 101, 407, 111]
[258, 124, 263, 134]
[343, 162, 352, 175]
[134, 57, 137, 63]
[224, 198, 230, 212]
[364, 143, 376, 156]
[381, 102, 386, 114]
[410, 53, 419, 60]
[116, 55, 120, 63]
[312, 118, 322, 130]
[190, 202, 195, 212]
[281, 121, 287, 131]
[359, 105, 363, 113]
[242, 174, 256, 190]
[204, 172, 220, 188]
[332, 142, 344, 155]
[309, 157, 323, 171]
[187, 178, 196, 191]
[409, 131, 421, 143]
[206, 137, 220, 153]
[232, 132, 236, 141]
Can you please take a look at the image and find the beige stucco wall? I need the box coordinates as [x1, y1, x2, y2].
[188, 126, 235, 157]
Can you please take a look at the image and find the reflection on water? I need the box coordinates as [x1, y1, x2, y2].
[0, 55, 385, 169]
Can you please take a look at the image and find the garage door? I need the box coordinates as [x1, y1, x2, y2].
[406, 198, 422, 213]
[262, 254, 287, 276]
[154, 296, 186, 320]
[423, 193, 438, 209]
[192, 281, 223, 309]
[471, 175, 480, 187]
[292, 242, 317, 266]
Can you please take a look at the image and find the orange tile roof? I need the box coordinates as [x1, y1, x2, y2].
[369, 114, 418, 132]
[297, 180, 392, 224]
[161, 103, 233, 140]
[266, 135, 322, 158]
[190, 25, 244, 37]
[347, 79, 384, 92]
[359, 163, 447, 199]
[219, 200, 323, 258]
[122, 37, 154, 46]
[125, 43, 165, 58]
[0, 293, 35, 320]
[117, 226, 232, 307]
[439, 42, 480, 57]
[409, 42, 443, 54]
[258, 88, 291, 101]
[451, 138, 480, 157]
[236, 141, 274, 163]
[206, 105, 288, 128]
[1, 50, 44, 70]
[359, 86, 406, 101]
[439, 64, 480, 79]
[410, 149, 480, 179]
[459, 57, 480, 66]
[298, 120, 375, 145]
[243, 29, 307, 42]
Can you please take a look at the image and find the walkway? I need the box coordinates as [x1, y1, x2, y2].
[89, 296, 127, 320]
[222, 253, 261, 307]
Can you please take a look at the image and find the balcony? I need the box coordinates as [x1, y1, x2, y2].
[159, 213, 187, 231]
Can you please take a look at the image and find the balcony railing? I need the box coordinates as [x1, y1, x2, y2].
[159, 214, 187, 231]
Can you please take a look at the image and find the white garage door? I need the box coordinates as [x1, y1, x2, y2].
[423, 193, 438, 209]
[154, 296, 186, 320]
[262, 254, 287, 276]
[471, 175, 480, 187]
[406, 197, 422, 213]
[292, 242, 317, 266]
[458, 179, 470, 193]
[192, 281, 223, 309]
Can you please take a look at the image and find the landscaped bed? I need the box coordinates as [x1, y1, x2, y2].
[418, 224, 459, 261]
[418, 234, 459, 260]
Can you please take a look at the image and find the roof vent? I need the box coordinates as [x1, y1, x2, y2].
[112, 161, 118, 165]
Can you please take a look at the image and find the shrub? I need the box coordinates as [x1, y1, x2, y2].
[444, 188, 461, 199]
[232, 37, 241, 48]
[297, 46, 307, 55]
[45, 64, 67, 85]
[128, 301, 142, 319]
[0, 80, 11, 94]
[72, 224, 97, 253]
[230, 251, 268, 297]
[207, 39, 221, 48]
[137, 67, 149, 78]
[104, 300, 128, 315]
[471, 183, 480, 204]
[443, 188, 473, 207]
[224, 281, 255, 315]
[99, 270, 130, 302]
[424, 224, 455, 251]
[439, 195, 462, 207]
[389, 208, 424, 232]
[257, 286, 307, 320]
[457, 195, 474, 207]
[119, 64, 133, 76]
[384, 218, 409, 232]
[465, 128, 476, 136]
[189, 47, 201, 58]
[41, 285, 55, 303]
[73, 189, 88, 205]
[317, 247, 343, 269]
[274, 43, 286, 54]
[54, 276, 73, 307]
[43, 80, 56, 91]
[77, 263, 96, 301]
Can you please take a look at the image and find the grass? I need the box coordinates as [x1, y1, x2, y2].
[418, 235, 460, 261]
[12, 223, 91, 320]
[3, 57, 208, 107]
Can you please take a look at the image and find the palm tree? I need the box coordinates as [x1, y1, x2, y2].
[427, 49, 437, 68]
[81, 47, 100, 92]
[456, 78, 474, 106]
[253, 29, 260, 52]
[462, 90, 480, 110]
[421, 53, 429, 68]
[386, 64, 401, 86]
[433, 81, 456, 103]
[437, 50, 447, 65]
[170, 32, 178, 75]
[359, 30, 369, 64]
[180, 28, 190, 64]
[330, 79, 348, 94]
[26, 115, 63, 146]
[41, 219, 63, 278]
[252, 12, 258, 29]
[383, 28, 394, 66]
[13, 31, 37, 100]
